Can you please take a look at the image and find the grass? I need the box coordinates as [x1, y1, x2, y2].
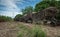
[17, 24, 46, 37]
[0, 15, 13, 22]
[0, 22, 60, 37]
[31, 25, 46, 37]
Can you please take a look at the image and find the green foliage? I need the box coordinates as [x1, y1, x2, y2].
[35, 1, 50, 12]
[35, 0, 60, 20]
[18, 25, 46, 37]
[31, 26, 46, 37]
[0, 15, 12, 22]
[14, 14, 23, 21]
[35, 0, 60, 12]
[56, 12, 60, 20]
[22, 6, 33, 15]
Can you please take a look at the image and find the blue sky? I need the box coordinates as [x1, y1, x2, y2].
[0, 0, 41, 18]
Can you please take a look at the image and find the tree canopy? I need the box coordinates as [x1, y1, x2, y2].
[0, 15, 12, 22]
[22, 6, 34, 15]
[35, 0, 60, 12]
[14, 14, 23, 21]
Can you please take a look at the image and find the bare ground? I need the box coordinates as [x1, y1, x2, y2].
[41, 25, 60, 37]
[0, 22, 19, 37]
[0, 22, 60, 37]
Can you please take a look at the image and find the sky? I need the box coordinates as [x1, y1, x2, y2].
[0, 0, 41, 18]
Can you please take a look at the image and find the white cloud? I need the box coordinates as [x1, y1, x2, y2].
[0, 0, 22, 18]
[0, 11, 22, 18]
[0, 0, 40, 18]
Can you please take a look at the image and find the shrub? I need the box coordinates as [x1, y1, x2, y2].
[56, 12, 60, 20]
[0, 15, 12, 22]
[18, 25, 46, 37]
[14, 14, 23, 21]
[31, 26, 46, 37]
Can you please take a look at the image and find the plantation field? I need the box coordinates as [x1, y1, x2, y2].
[0, 22, 60, 37]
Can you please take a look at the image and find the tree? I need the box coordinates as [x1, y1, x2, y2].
[14, 14, 23, 21]
[0, 15, 12, 22]
[22, 6, 33, 15]
[34, 0, 60, 12]
[35, 1, 50, 12]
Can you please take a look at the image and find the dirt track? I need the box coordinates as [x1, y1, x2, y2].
[0, 22, 19, 37]
[41, 25, 60, 37]
[0, 22, 60, 37]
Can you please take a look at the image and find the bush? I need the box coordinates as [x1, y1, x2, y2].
[56, 12, 60, 20]
[14, 14, 23, 21]
[18, 25, 46, 37]
[0, 15, 12, 22]
[31, 26, 46, 37]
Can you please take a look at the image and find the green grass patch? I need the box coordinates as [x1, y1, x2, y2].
[0, 15, 13, 22]
[18, 24, 46, 37]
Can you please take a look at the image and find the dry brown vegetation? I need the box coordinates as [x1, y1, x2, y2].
[0, 22, 60, 37]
